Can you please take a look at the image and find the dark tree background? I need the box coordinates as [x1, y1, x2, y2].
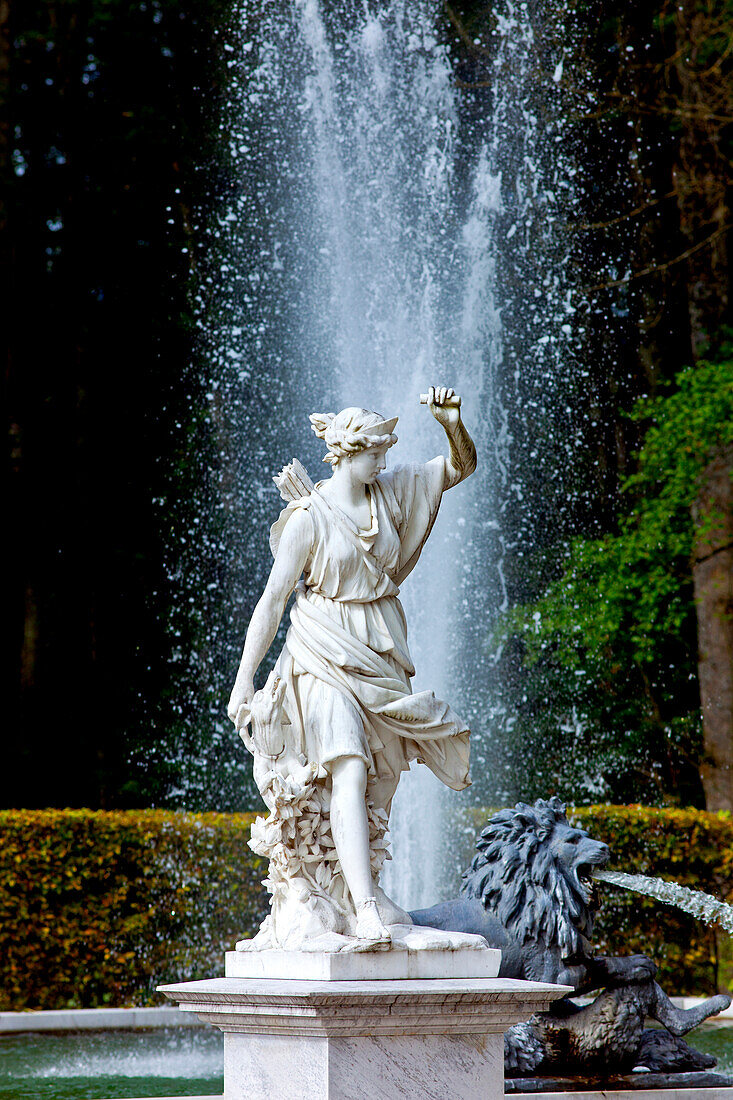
[480, 0, 733, 809]
[2, 0, 229, 807]
[3, 0, 732, 810]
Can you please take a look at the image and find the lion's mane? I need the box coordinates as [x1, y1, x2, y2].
[461, 796, 593, 959]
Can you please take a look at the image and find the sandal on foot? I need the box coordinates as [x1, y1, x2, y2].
[355, 897, 391, 944]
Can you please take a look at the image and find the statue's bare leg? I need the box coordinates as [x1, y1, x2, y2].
[330, 756, 372, 902]
[330, 755, 391, 942]
[367, 776, 413, 925]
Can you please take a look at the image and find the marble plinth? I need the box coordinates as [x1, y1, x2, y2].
[228, 924, 501, 980]
[159, 975, 571, 1100]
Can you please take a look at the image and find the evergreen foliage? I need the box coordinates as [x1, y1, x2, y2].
[0, 809, 266, 1010]
[492, 347, 733, 805]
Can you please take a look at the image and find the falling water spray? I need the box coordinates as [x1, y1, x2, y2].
[163, 0, 582, 909]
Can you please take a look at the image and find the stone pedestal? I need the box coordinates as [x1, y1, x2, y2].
[159, 974, 570, 1100]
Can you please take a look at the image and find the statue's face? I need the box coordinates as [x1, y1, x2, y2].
[348, 443, 389, 484]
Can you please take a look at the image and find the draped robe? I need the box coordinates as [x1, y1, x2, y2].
[269, 456, 471, 812]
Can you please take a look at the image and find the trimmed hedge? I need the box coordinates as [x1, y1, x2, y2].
[0, 805, 731, 1009]
[0, 810, 268, 1010]
[572, 805, 733, 996]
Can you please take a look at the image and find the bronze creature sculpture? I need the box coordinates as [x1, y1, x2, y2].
[411, 797, 731, 1084]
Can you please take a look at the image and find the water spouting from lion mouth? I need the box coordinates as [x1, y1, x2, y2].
[594, 869, 733, 935]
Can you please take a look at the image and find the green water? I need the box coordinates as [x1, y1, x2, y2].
[0, 1022, 730, 1098]
[688, 1023, 733, 1075]
[0, 1028, 223, 1100]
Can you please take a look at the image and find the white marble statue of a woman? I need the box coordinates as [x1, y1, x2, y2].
[228, 387, 477, 952]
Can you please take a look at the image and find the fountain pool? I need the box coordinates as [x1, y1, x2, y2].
[0, 1028, 223, 1100]
[2, 1021, 732, 1099]
[693, 1024, 733, 1075]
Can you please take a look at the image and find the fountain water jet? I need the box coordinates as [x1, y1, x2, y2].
[595, 868, 733, 935]
[161, 0, 581, 909]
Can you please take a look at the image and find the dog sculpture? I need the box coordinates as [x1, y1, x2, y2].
[411, 797, 731, 1076]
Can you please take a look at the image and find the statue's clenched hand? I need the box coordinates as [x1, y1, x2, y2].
[228, 678, 255, 728]
[424, 385, 461, 429]
[421, 385, 476, 488]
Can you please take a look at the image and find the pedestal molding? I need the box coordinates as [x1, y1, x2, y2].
[160, 975, 569, 1039]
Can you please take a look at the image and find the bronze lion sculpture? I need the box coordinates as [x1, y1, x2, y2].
[411, 797, 731, 1078]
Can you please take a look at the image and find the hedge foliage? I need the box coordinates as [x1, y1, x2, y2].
[572, 805, 733, 995]
[1, 805, 731, 1010]
[489, 349, 733, 808]
[0, 810, 268, 1010]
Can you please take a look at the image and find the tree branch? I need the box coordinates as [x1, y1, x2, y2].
[586, 223, 731, 292]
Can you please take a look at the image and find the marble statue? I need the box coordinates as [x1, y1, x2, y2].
[228, 387, 477, 952]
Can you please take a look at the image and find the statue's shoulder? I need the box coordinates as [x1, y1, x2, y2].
[378, 462, 416, 493]
[379, 459, 445, 504]
[269, 497, 315, 559]
[382, 459, 443, 484]
[281, 499, 316, 532]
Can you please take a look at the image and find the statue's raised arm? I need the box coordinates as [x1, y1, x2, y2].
[421, 385, 477, 489]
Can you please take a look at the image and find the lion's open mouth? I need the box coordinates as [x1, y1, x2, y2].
[576, 865, 595, 902]
[575, 854, 608, 904]
[578, 866, 594, 889]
